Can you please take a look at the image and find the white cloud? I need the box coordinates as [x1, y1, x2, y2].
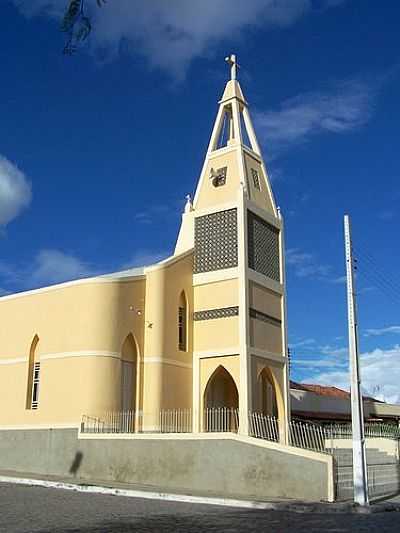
[134, 204, 178, 225]
[255, 79, 375, 158]
[0, 246, 170, 295]
[0, 155, 32, 226]
[13, 0, 344, 78]
[307, 345, 400, 404]
[286, 247, 331, 279]
[364, 326, 400, 337]
[330, 275, 347, 284]
[319, 344, 348, 357]
[29, 249, 94, 286]
[289, 338, 316, 349]
[295, 358, 347, 369]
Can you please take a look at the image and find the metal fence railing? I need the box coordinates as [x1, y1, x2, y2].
[249, 413, 327, 452]
[289, 419, 326, 453]
[159, 409, 192, 433]
[249, 412, 280, 442]
[81, 410, 400, 454]
[203, 407, 239, 433]
[81, 411, 141, 434]
[323, 423, 400, 440]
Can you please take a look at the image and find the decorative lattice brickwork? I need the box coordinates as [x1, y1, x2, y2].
[249, 308, 281, 327]
[193, 307, 239, 321]
[248, 211, 280, 282]
[194, 209, 238, 273]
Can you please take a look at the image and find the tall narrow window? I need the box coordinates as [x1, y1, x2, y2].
[26, 335, 40, 410]
[31, 362, 41, 409]
[178, 291, 187, 351]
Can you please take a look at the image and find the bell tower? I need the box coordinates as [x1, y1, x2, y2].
[175, 56, 290, 441]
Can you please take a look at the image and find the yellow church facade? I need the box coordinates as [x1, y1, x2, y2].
[0, 56, 290, 441]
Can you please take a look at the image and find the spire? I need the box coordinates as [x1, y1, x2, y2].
[175, 55, 278, 254]
[191, 54, 277, 216]
[220, 54, 246, 105]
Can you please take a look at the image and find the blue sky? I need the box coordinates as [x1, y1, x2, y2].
[1, 1, 400, 401]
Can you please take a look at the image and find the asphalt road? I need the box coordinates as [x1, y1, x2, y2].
[1, 483, 400, 533]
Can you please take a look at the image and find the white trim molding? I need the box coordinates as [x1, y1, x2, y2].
[246, 200, 282, 231]
[41, 350, 121, 362]
[0, 423, 80, 431]
[143, 357, 192, 369]
[1, 352, 193, 369]
[248, 269, 283, 295]
[193, 201, 239, 219]
[193, 348, 240, 360]
[193, 268, 238, 287]
[0, 272, 146, 303]
[0, 357, 28, 366]
[0, 350, 122, 366]
[249, 348, 286, 364]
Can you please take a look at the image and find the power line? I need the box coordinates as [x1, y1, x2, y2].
[355, 248, 400, 294]
[351, 243, 400, 305]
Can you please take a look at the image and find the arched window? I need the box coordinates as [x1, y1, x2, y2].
[26, 335, 40, 410]
[121, 334, 138, 412]
[178, 291, 188, 352]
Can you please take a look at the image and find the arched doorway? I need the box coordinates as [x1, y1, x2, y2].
[121, 334, 138, 413]
[258, 368, 278, 419]
[204, 366, 239, 432]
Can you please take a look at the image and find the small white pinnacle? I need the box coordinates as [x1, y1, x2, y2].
[184, 194, 193, 213]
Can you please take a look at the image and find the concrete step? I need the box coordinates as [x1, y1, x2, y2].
[332, 448, 397, 467]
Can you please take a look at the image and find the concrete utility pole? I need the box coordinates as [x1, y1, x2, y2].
[344, 215, 369, 506]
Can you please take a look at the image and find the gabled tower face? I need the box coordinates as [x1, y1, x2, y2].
[176, 56, 289, 440]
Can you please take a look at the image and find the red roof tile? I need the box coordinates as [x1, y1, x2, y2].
[290, 381, 378, 402]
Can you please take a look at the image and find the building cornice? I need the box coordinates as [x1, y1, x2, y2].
[0, 273, 145, 303]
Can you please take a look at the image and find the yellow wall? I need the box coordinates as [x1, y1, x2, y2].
[0, 279, 145, 356]
[195, 149, 240, 211]
[249, 318, 283, 355]
[249, 282, 281, 320]
[194, 317, 239, 352]
[194, 278, 238, 310]
[0, 278, 145, 426]
[142, 252, 194, 425]
[244, 152, 275, 214]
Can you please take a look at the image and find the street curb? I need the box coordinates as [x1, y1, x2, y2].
[0, 475, 398, 514]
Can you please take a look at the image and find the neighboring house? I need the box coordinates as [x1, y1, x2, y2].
[0, 57, 290, 439]
[290, 381, 400, 425]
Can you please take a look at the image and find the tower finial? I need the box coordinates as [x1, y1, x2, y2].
[225, 54, 239, 81]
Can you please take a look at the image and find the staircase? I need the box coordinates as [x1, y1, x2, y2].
[333, 447, 400, 501]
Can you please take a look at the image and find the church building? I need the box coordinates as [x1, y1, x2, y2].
[0, 56, 290, 441]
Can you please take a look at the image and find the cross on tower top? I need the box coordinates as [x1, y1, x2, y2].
[225, 54, 239, 81]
